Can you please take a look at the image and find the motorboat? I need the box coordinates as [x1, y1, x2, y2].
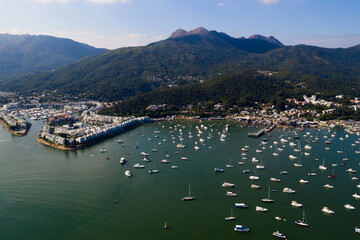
[119, 157, 126, 165]
[251, 184, 261, 189]
[140, 152, 149, 156]
[291, 200, 303, 207]
[133, 163, 144, 168]
[214, 168, 225, 172]
[142, 157, 151, 162]
[125, 170, 132, 177]
[344, 204, 356, 210]
[222, 182, 236, 188]
[280, 171, 288, 175]
[234, 225, 249, 232]
[149, 169, 159, 174]
[235, 203, 248, 208]
[322, 207, 335, 214]
[283, 187, 295, 194]
[256, 206, 268, 212]
[243, 169, 250, 174]
[353, 193, 360, 199]
[249, 175, 260, 180]
[256, 164, 265, 169]
[161, 159, 170, 164]
[324, 184, 334, 189]
[272, 231, 287, 239]
[289, 155, 297, 160]
[270, 177, 281, 182]
[299, 179, 309, 184]
[346, 168, 357, 173]
[226, 191, 237, 197]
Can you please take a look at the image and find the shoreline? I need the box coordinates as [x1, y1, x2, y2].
[0, 119, 30, 137]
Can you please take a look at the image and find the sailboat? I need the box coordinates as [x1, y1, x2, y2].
[294, 158, 303, 167]
[337, 144, 344, 154]
[328, 168, 336, 179]
[308, 165, 317, 176]
[182, 184, 195, 201]
[294, 140, 301, 152]
[319, 158, 327, 170]
[226, 157, 233, 168]
[224, 208, 236, 221]
[261, 186, 274, 203]
[295, 210, 309, 227]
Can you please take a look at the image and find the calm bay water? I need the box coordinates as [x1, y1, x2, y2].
[0, 120, 359, 239]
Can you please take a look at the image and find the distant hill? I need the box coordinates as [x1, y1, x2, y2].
[0, 28, 283, 100]
[0, 34, 107, 79]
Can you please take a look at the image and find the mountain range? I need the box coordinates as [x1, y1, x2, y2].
[0, 34, 107, 79]
[0, 28, 360, 113]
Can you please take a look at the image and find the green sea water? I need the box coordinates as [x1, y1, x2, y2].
[0, 120, 359, 240]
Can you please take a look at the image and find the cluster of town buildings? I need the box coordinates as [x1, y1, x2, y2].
[0, 110, 29, 132]
[39, 113, 151, 148]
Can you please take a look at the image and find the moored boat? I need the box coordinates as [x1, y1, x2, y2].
[272, 231, 287, 239]
[222, 182, 236, 188]
[234, 225, 249, 232]
[321, 206, 335, 214]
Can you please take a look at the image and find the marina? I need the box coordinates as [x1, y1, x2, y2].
[0, 120, 360, 239]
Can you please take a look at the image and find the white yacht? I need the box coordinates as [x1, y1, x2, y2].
[125, 170, 132, 177]
[304, 144, 312, 150]
[299, 179, 309, 184]
[251, 184, 261, 189]
[226, 191, 237, 197]
[291, 200, 303, 207]
[324, 184, 334, 189]
[321, 207, 335, 214]
[344, 204, 356, 210]
[133, 163, 145, 168]
[353, 193, 360, 199]
[270, 177, 281, 182]
[222, 182, 236, 188]
[289, 155, 297, 160]
[235, 203, 248, 208]
[283, 187, 296, 194]
[256, 164, 265, 169]
[346, 168, 357, 173]
[256, 206, 268, 212]
[249, 175, 260, 180]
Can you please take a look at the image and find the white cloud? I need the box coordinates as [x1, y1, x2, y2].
[218, 2, 226, 7]
[259, 0, 278, 4]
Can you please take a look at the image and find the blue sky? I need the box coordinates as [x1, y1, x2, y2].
[0, 0, 359, 49]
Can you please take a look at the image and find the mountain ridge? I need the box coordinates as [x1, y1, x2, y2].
[0, 34, 107, 79]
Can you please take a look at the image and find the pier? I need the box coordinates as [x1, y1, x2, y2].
[248, 128, 265, 138]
